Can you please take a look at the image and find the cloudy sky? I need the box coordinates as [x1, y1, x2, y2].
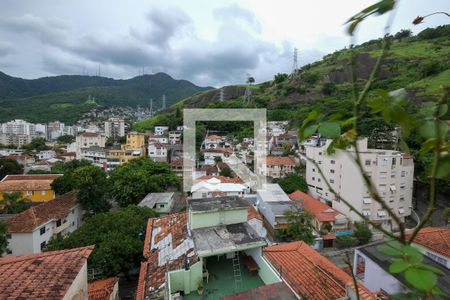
[0, 0, 448, 87]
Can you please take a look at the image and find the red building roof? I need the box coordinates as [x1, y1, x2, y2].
[6, 191, 78, 233]
[409, 227, 450, 258]
[88, 277, 119, 300]
[0, 246, 93, 299]
[289, 190, 345, 222]
[264, 156, 296, 166]
[264, 241, 375, 300]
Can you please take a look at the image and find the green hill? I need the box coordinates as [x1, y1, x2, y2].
[0, 72, 212, 124]
[134, 25, 450, 132]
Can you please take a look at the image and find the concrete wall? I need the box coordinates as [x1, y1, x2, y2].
[63, 262, 88, 300]
[168, 260, 203, 295]
[189, 209, 248, 229]
[245, 248, 281, 285]
[354, 250, 409, 295]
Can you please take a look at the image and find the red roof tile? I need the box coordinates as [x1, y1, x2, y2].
[136, 212, 197, 300]
[0, 246, 93, 299]
[264, 156, 296, 166]
[264, 241, 375, 300]
[408, 227, 450, 258]
[289, 190, 346, 222]
[7, 191, 78, 233]
[195, 175, 244, 184]
[0, 174, 62, 191]
[88, 277, 119, 300]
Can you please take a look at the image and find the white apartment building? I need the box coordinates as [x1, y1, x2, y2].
[5, 192, 82, 256]
[154, 126, 169, 136]
[305, 138, 414, 231]
[0, 133, 32, 147]
[0, 119, 36, 135]
[104, 117, 125, 138]
[148, 142, 168, 162]
[168, 130, 182, 144]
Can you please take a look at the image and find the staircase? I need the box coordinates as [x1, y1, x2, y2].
[232, 252, 243, 290]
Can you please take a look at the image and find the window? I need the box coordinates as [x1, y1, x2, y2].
[390, 184, 397, 193]
[202, 193, 207, 198]
[377, 210, 387, 217]
[56, 219, 62, 227]
[426, 252, 447, 265]
[41, 190, 46, 195]
[398, 207, 405, 214]
[379, 184, 386, 191]
[380, 172, 387, 179]
[389, 196, 394, 203]
[401, 171, 406, 177]
[26, 191, 33, 196]
[40, 241, 46, 251]
[318, 152, 322, 156]
[363, 197, 372, 204]
[318, 178, 321, 182]
[330, 160, 335, 164]
[40, 226, 46, 235]
[365, 160, 371, 166]
[330, 179, 334, 183]
[399, 196, 405, 201]
[391, 171, 396, 178]
[379, 158, 388, 166]
[363, 210, 371, 216]
[312, 168, 316, 172]
[392, 157, 397, 166]
[330, 169, 335, 174]
[312, 177, 315, 181]
[400, 183, 406, 190]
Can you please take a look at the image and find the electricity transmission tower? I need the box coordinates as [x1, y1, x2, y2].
[162, 94, 166, 110]
[291, 48, 299, 78]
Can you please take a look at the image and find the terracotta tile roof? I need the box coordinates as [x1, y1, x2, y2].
[289, 190, 346, 222]
[245, 201, 263, 221]
[88, 277, 119, 300]
[264, 241, 375, 300]
[264, 156, 296, 166]
[408, 227, 450, 258]
[0, 246, 93, 299]
[207, 135, 224, 139]
[220, 282, 297, 300]
[136, 212, 197, 300]
[0, 174, 62, 191]
[80, 132, 100, 137]
[6, 191, 78, 233]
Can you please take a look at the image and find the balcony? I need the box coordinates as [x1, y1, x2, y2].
[52, 221, 70, 234]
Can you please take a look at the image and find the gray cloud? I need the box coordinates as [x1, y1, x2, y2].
[213, 4, 261, 33]
[0, 41, 15, 57]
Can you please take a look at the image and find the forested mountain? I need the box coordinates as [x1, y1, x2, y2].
[0, 72, 212, 123]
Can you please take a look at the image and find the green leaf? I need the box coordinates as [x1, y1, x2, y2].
[419, 138, 436, 156]
[417, 264, 445, 276]
[301, 124, 319, 139]
[378, 242, 403, 257]
[419, 120, 448, 139]
[404, 267, 437, 291]
[400, 245, 423, 264]
[389, 259, 410, 273]
[319, 121, 341, 138]
[436, 154, 450, 179]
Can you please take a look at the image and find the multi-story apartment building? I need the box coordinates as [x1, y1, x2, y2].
[168, 130, 182, 144]
[76, 132, 107, 149]
[0, 133, 32, 147]
[154, 125, 169, 136]
[0, 119, 36, 136]
[258, 156, 296, 178]
[148, 142, 168, 162]
[104, 117, 125, 138]
[305, 138, 414, 231]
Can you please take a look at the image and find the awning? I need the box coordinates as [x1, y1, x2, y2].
[390, 185, 396, 192]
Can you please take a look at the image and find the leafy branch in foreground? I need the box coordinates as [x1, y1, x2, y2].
[299, 0, 449, 298]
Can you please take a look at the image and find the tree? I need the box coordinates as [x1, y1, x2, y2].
[335, 235, 359, 249]
[45, 205, 156, 277]
[109, 157, 179, 207]
[72, 166, 111, 214]
[22, 137, 49, 151]
[51, 159, 92, 195]
[273, 173, 308, 194]
[394, 29, 412, 40]
[274, 73, 288, 84]
[0, 192, 31, 214]
[56, 135, 75, 144]
[353, 222, 373, 245]
[0, 158, 23, 180]
[219, 166, 232, 177]
[285, 206, 314, 244]
[0, 221, 8, 256]
[214, 156, 223, 163]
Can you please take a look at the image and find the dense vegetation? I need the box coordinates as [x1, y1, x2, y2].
[0, 72, 211, 124]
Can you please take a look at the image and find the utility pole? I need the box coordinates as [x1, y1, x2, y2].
[244, 74, 254, 104]
[291, 48, 299, 78]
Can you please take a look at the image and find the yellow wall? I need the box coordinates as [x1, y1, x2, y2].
[126, 133, 146, 149]
[0, 189, 56, 202]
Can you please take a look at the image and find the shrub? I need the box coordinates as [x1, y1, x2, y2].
[274, 73, 289, 84]
[335, 236, 359, 249]
[419, 61, 444, 78]
[322, 82, 336, 95]
[302, 72, 320, 85]
[353, 222, 373, 245]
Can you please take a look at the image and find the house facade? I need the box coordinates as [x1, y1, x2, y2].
[0, 174, 62, 202]
[5, 192, 83, 256]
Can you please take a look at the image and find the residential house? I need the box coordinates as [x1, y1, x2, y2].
[106, 132, 146, 171]
[203, 134, 226, 149]
[168, 130, 182, 144]
[5, 191, 82, 256]
[1, 154, 35, 166]
[266, 121, 288, 137]
[265, 241, 376, 300]
[154, 125, 169, 136]
[259, 156, 296, 178]
[0, 174, 63, 202]
[256, 184, 302, 238]
[305, 138, 414, 230]
[407, 227, 450, 269]
[289, 190, 350, 247]
[170, 157, 195, 178]
[88, 277, 120, 300]
[148, 142, 168, 162]
[204, 148, 232, 165]
[136, 196, 278, 300]
[353, 239, 449, 296]
[76, 132, 106, 149]
[190, 177, 249, 199]
[138, 192, 175, 215]
[0, 133, 33, 147]
[80, 146, 108, 169]
[29, 160, 53, 172]
[36, 150, 56, 160]
[0, 246, 93, 299]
